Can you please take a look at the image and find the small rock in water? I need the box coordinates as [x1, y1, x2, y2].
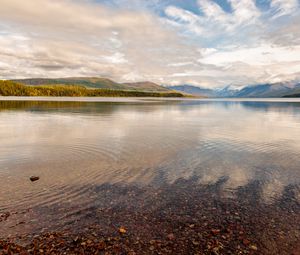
[211, 229, 221, 235]
[250, 244, 258, 251]
[119, 227, 127, 234]
[30, 176, 40, 182]
[167, 233, 175, 240]
[243, 239, 250, 245]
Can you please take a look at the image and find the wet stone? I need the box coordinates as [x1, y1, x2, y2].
[29, 176, 39, 182]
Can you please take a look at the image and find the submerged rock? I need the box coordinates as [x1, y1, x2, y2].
[30, 176, 40, 182]
[119, 227, 127, 234]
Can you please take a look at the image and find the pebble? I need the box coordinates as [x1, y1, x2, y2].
[119, 227, 127, 234]
[250, 244, 258, 250]
[167, 233, 175, 240]
[30, 176, 40, 182]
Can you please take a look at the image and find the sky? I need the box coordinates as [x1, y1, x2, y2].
[0, 0, 299, 88]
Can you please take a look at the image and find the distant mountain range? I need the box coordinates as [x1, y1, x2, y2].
[168, 81, 300, 98]
[12, 77, 172, 93]
[9, 78, 300, 98]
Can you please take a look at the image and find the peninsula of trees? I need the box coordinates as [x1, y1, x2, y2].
[0, 80, 184, 97]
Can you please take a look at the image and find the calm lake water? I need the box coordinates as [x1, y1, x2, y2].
[0, 98, 299, 253]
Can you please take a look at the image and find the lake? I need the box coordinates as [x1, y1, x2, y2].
[0, 98, 299, 254]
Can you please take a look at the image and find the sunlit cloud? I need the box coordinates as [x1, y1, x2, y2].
[0, 0, 299, 87]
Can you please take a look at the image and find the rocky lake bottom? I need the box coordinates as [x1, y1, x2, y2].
[0, 99, 300, 254]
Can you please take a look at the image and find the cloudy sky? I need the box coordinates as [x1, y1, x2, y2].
[0, 0, 299, 88]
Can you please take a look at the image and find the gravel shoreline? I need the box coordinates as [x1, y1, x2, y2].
[1, 179, 299, 254]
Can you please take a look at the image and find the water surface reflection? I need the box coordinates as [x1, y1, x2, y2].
[0, 99, 299, 253]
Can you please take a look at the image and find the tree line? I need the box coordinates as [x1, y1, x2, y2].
[0, 81, 183, 97]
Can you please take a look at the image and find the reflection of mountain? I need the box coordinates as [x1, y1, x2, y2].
[239, 101, 300, 113]
[169, 81, 300, 98]
[0, 99, 181, 115]
[174, 100, 300, 116]
[1, 99, 300, 204]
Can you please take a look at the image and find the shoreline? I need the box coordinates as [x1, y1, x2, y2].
[1, 96, 300, 103]
[1, 179, 299, 254]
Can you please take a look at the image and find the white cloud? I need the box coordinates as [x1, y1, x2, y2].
[271, 0, 298, 18]
[0, 0, 299, 87]
[200, 45, 300, 66]
[163, 0, 300, 87]
[0, 0, 198, 82]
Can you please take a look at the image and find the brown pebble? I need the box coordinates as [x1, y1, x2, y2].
[119, 227, 127, 234]
[30, 176, 39, 182]
[150, 240, 156, 245]
[167, 233, 175, 240]
[192, 240, 200, 246]
[243, 239, 250, 245]
[250, 244, 258, 250]
[98, 240, 105, 250]
[211, 229, 221, 235]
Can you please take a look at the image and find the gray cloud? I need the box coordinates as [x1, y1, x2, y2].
[0, 0, 195, 79]
[0, 0, 299, 87]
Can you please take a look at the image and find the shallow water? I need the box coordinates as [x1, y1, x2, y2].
[0, 98, 299, 252]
